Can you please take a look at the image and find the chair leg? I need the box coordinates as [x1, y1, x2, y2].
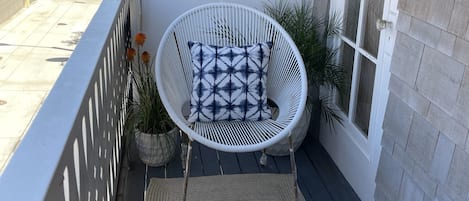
[182, 139, 193, 201]
[260, 149, 268, 166]
[289, 136, 298, 201]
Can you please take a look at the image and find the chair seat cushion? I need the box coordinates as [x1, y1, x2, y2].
[187, 41, 272, 122]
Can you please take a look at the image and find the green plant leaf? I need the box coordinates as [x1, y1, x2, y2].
[264, 0, 346, 125]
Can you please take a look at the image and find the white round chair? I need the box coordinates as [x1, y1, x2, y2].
[155, 3, 307, 201]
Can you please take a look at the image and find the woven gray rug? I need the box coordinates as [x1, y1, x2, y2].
[146, 173, 306, 201]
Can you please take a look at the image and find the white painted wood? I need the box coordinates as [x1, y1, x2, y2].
[369, 0, 399, 193]
[320, 0, 399, 200]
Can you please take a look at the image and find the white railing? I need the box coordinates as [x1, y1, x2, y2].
[0, 0, 131, 200]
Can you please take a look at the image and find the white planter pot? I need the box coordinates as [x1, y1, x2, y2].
[265, 103, 312, 156]
[135, 127, 178, 167]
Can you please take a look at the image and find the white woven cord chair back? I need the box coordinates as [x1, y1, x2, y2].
[156, 3, 308, 201]
[155, 3, 308, 153]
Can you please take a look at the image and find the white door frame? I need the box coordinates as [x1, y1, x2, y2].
[319, 0, 399, 200]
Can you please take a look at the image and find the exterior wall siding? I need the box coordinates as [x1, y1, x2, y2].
[0, 0, 24, 24]
[376, 0, 469, 201]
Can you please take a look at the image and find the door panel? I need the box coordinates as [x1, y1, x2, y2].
[355, 56, 376, 135]
[339, 43, 355, 114]
[362, 0, 384, 57]
[343, 0, 360, 42]
[320, 0, 399, 200]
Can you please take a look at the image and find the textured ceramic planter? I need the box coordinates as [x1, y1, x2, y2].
[135, 127, 178, 167]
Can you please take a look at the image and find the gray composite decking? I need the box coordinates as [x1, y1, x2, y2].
[124, 134, 361, 201]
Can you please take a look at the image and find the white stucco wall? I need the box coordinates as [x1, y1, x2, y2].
[138, 0, 303, 55]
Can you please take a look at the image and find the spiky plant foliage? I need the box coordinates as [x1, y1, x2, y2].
[264, 0, 345, 124]
[126, 33, 174, 134]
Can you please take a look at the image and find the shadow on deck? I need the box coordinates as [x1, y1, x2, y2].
[124, 134, 360, 201]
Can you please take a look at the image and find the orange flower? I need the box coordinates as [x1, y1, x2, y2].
[127, 48, 136, 61]
[142, 51, 150, 65]
[135, 32, 146, 46]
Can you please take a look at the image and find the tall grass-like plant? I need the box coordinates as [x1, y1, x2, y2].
[264, 0, 345, 125]
[126, 33, 178, 167]
[126, 32, 174, 134]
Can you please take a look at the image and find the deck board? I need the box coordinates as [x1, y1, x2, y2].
[273, 155, 291, 174]
[188, 142, 204, 177]
[296, 147, 334, 201]
[163, 137, 184, 178]
[304, 139, 361, 201]
[124, 159, 145, 201]
[124, 137, 360, 201]
[236, 152, 260, 173]
[218, 151, 241, 175]
[297, 174, 314, 201]
[198, 144, 221, 175]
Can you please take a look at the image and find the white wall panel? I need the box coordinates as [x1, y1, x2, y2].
[140, 0, 303, 54]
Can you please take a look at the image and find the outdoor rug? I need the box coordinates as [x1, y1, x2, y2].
[146, 173, 306, 201]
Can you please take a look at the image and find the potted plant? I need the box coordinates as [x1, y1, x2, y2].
[264, 0, 345, 155]
[126, 32, 177, 167]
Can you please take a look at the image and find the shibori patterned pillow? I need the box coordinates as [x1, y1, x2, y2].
[187, 41, 273, 122]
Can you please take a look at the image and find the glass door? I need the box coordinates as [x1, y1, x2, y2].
[339, 0, 384, 136]
[320, 0, 398, 200]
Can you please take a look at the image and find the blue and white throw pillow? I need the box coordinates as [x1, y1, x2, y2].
[187, 41, 273, 122]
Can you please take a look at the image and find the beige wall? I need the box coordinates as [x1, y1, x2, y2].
[375, 0, 469, 200]
[0, 0, 24, 24]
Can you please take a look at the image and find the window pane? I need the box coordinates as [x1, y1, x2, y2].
[362, 0, 384, 57]
[354, 56, 376, 136]
[343, 0, 360, 42]
[339, 43, 354, 114]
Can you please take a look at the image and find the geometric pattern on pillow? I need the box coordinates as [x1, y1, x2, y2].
[187, 41, 273, 122]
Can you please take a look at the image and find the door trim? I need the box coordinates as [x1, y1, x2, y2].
[320, 0, 399, 200]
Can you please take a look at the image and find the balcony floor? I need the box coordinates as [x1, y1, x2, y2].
[124, 134, 360, 201]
